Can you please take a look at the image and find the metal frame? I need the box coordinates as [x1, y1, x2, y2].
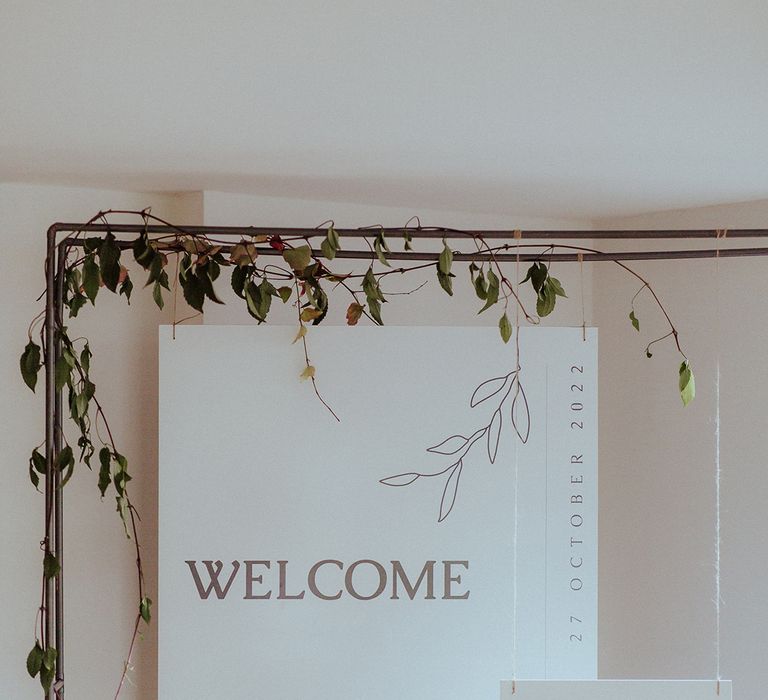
[41, 222, 768, 697]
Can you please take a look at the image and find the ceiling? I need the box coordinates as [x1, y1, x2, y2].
[2, 1, 768, 220]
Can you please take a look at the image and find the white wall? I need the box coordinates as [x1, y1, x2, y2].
[594, 200, 768, 700]
[0, 184, 202, 699]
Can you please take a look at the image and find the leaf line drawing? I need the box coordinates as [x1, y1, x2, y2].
[380, 369, 531, 522]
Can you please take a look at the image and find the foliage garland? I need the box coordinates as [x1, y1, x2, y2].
[19, 209, 694, 696]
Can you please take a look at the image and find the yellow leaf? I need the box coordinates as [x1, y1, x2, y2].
[230, 242, 257, 267]
[300, 365, 316, 380]
[292, 326, 307, 344]
[300, 308, 323, 322]
[182, 239, 208, 254]
[346, 302, 364, 326]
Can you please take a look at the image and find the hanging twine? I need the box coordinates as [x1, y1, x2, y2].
[578, 252, 586, 341]
[714, 229, 727, 694]
[510, 228, 522, 694]
[510, 434, 519, 695]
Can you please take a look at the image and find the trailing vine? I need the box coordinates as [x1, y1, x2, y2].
[19, 209, 694, 696]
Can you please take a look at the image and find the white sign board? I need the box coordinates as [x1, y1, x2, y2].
[159, 326, 597, 699]
[500, 680, 732, 699]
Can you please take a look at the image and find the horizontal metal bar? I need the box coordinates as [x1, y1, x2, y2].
[64, 237, 768, 262]
[49, 222, 768, 241]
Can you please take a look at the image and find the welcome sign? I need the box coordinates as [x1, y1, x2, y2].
[159, 326, 597, 699]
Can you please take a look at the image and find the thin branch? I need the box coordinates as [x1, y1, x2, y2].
[293, 278, 341, 422]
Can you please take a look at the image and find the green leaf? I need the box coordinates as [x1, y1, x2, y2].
[56, 445, 75, 487]
[82, 378, 96, 400]
[119, 276, 133, 303]
[43, 552, 60, 580]
[54, 356, 71, 391]
[152, 282, 165, 310]
[114, 468, 131, 498]
[499, 313, 512, 343]
[61, 461, 76, 488]
[98, 233, 121, 292]
[73, 392, 88, 420]
[147, 254, 166, 286]
[181, 267, 204, 312]
[523, 261, 548, 294]
[62, 347, 76, 369]
[83, 236, 103, 253]
[549, 276, 567, 298]
[310, 287, 328, 325]
[277, 286, 292, 303]
[179, 252, 193, 284]
[328, 226, 341, 250]
[80, 343, 91, 373]
[367, 297, 384, 325]
[473, 271, 487, 300]
[362, 268, 382, 301]
[39, 647, 56, 693]
[438, 243, 453, 276]
[78, 434, 94, 469]
[82, 255, 100, 303]
[320, 237, 336, 260]
[282, 245, 312, 272]
[29, 464, 39, 489]
[26, 642, 43, 678]
[536, 286, 556, 317]
[230, 266, 247, 299]
[40, 663, 54, 694]
[140, 596, 153, 624]
[132, 233, 156, 269]
[262, 279, 278, 297]
[478, 269, 500, 313]
[20, 341, 41, 392]
[244, 282, 265, 322]
[68, 292, 87, 317]
[98, 447, 111, 497]
[437, 269, 453, 296]
[679, 360, 695, 407]
[198, 264, 224, 304]
[629, 310, 640, 331]
[257, 278, 274, 320]
[55, 446, 73, 472]
[114, 451, 128, 473]
[116, 495, 130, 535]
[42, 646, 57, 672]
[374, 233, 390, 267]
[67, 266, 82, 294]
[31, 449, 47, 474]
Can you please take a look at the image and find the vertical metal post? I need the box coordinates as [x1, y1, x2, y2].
[43, 228, 56, 700]
[53, 241, 67, 697]
[44, 228, 66, 698]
